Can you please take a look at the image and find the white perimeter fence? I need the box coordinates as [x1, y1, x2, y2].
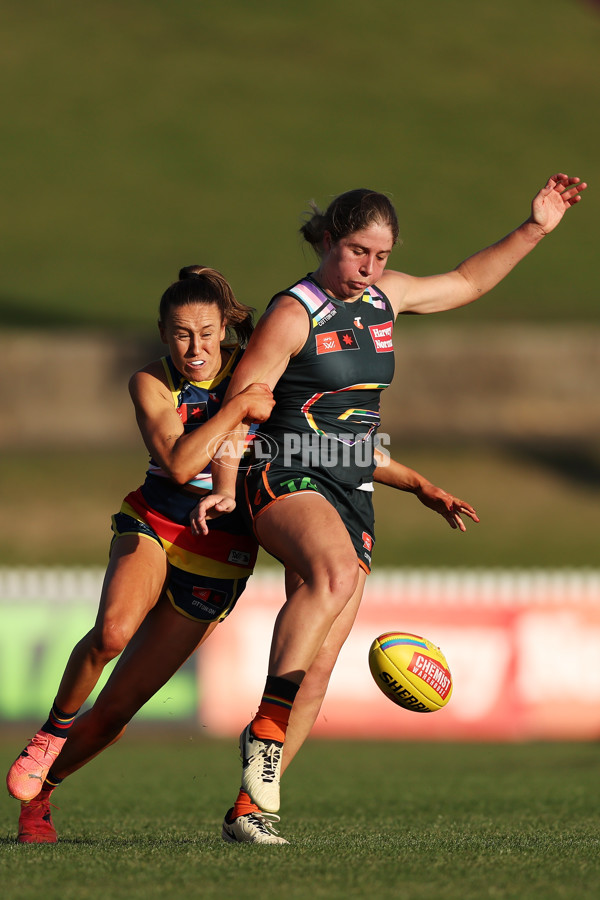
[2, 567, 600, 739]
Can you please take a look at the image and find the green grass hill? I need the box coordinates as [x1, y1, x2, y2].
[0, 0, 598, 331]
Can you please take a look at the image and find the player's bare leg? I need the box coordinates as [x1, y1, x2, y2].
[7, 536, 167, 800]
[238, 493, 359, 812]
[281, 567, 367, 772]
[50, 596, 218, 780]
[226, 567, 366, 843]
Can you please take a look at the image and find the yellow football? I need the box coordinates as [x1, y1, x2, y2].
[368, 632, 453, 712]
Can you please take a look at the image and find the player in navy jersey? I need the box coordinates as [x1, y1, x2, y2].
[6, 265, 274, 842]
[192, 174, 586, 836]
[6, 264, 475, 847]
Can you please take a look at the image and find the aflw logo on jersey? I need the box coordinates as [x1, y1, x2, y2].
[228, 549, 252, 566]
[178, 402, 208, 424]
[316, 329, 359, 355]
[368, 321, 394, 352]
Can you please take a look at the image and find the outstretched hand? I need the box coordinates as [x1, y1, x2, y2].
[530, 173, 587, 235]
[415, 483, 479, 532]
[190, 493, 236, 536]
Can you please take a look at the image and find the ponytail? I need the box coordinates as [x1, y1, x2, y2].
[159, 265, 254, 346]
[300, 189, 399, 256]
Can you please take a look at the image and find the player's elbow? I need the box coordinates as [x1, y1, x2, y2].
[166, 461, 206, 486]
[167, 467, 191, 486]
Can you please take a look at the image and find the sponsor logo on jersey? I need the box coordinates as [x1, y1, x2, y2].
[192, 586, 228, 609]
[368, 320, 394, 353]
[279, 476, 320, 493]
[179, 401, 208, 424]
[353, 316, 364, 329]
[316, 329, 359, 355]
[228, 549, 252, 566]
[362, 531, 373, 551]
[314, 306, 337, 327]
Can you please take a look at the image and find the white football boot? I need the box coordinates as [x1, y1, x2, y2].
[222, 808, 289, 845]
[239, 724, 283, 813]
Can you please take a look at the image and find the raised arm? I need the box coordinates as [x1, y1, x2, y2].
[373, 448, 479, 532]
[379, 173, 587, 316]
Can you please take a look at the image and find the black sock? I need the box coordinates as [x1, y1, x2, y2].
[40, 700, 79, 739]
[264, 675, 300, 705]
[42, 772, 63, 792]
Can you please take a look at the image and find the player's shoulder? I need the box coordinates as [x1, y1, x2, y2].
[128, 358, 170, 399]
[377, 269, 420, 314]
[249, 295, 310, 362]
[260, 292, 311, 328]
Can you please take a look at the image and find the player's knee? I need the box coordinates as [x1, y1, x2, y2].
[315, 558, 359, 613]
[92, 620, 134, 661]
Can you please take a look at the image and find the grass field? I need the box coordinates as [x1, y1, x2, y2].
[0, 736, 598, 899]
[1, 0, 598, 328]
[2, 7, 597, 892]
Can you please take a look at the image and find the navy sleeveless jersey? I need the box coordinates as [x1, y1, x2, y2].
[147, 345, 242, 490]
[259, 275, 395, 487]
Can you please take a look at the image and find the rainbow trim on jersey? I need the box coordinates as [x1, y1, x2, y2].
[287, 279, 337, 327]
[301, 383, 389, 441]
[361, 287, 388, 310]
[287, 279, 388, 326]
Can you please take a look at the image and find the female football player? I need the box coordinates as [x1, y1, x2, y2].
[7, 265, 477, 846]
[192, 173, 586, 833]
[6, 265, 274, 839]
